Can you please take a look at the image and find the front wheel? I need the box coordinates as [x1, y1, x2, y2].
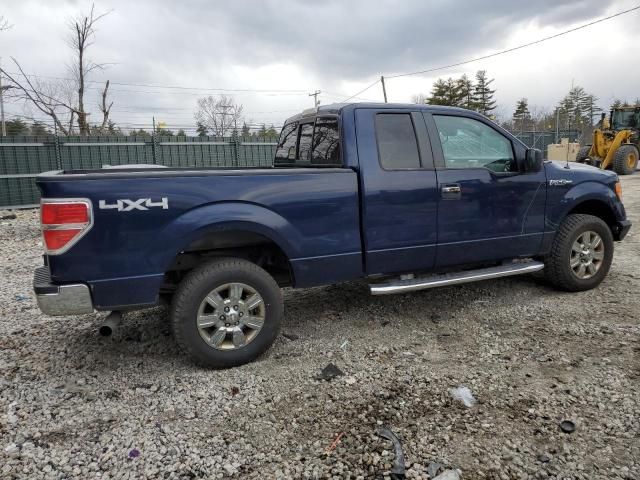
[544, 214, 614, 292]
[171, 257, 283, 368]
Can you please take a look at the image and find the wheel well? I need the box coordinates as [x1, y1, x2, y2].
[163, 230, 293, 291]
[568, 200, 616, 231]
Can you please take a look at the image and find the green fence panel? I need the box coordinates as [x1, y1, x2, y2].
[0, 135, 277, 208]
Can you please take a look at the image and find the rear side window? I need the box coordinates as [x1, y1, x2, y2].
[297, 123, 314, 162]
[274, 122, 298, 165]
[375, 114, 420, 169]
[311, 118, 340, 165]
[274, 117, 342, 167]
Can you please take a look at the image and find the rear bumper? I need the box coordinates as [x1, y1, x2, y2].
[613, 219, 632, 241]
[33, 267, 94, 316]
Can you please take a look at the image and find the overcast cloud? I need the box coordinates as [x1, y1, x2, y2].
[1, 0, 639, 132]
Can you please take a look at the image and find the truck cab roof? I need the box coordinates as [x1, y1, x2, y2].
[284, 102, 477, 124]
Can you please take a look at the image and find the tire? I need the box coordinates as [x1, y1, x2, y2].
[575, 145, 591, 163]
[613, 144, 639, 175]
[544, 214, 614, 292]
[171, 257, 283, 368]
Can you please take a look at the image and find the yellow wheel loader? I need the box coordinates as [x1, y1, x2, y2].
[576, 106, 640, 175]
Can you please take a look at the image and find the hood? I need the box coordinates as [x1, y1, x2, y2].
[544, 160, 618, 187]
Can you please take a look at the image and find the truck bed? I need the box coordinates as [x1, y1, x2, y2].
[37, 167, 362, 309]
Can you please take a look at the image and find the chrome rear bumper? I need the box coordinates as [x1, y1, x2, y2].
[33, 267, 94, 316]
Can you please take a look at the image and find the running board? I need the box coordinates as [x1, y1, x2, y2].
[369, 261, 544, 295]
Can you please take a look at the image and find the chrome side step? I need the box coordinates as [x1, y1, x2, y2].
[369, 261, 544, 295]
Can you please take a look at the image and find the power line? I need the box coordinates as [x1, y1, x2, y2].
[342, 79, 381, 102]
[2, 70, 308, 94]
[386, 4, 640, 79]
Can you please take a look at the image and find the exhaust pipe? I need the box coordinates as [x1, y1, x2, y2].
[99, 311, 123, 337]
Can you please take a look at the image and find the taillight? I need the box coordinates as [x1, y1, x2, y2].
[40, 199, 93, 254]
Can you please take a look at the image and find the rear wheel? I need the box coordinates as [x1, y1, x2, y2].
[171, 257, 282, 368]
[544, 214, 613, 292]
[576, 145, 591, 163]
[613, 144, 639, 175]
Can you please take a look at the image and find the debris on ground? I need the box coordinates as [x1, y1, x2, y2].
[1, 213, 17, 220]
[427, 461, 443, 477]
[324, 432, 344, 454]
[432, 469, 462, 480]
[377, 426, 406, 478]
[449, 386, 477, 407]
[315, 362, 344, 381]
[128, 448, 140, 459]
[282, 331, 299, 340]
[559, 420, 576, 433]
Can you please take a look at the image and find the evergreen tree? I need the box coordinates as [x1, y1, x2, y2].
[427, 79, 448, 105]
[557, 86, 600, 130]
[457, 74, 474, 110]
[257, 124, 267, 139]
[196, 122, 208, 137]
[30, 121, 49, 136]
[6, 119, 29, 135]
[130, 128, 151, 137]
[241, 122, 251, 138]
[176, 129, 186, 137]
[156, 126, 174, 137]
[513, 98, 531, 132]
[473, 70, 497, 116]
[265, 125, 278, 139]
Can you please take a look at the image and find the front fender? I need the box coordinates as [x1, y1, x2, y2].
[153, 201, 302, 272]
[546, 181, 624, 231]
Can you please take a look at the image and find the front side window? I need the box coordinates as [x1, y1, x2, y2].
[311, 118, 340, 165]
[274, 122, 298, 165]
[375, 113, 421, 169]
[433, 115, 515, 172]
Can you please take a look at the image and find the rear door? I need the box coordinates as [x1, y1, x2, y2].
[424, 112, 546, 267]
[355, 108, 439, 275]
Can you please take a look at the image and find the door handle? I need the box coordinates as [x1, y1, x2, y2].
[442, 185, 461, 194]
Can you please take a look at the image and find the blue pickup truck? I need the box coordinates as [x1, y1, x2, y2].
[34, 103, 631, 367]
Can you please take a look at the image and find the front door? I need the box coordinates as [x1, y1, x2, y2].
[424, 112, 547, 267]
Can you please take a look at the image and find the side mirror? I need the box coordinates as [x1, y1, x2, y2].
[523, 148, 543, 173]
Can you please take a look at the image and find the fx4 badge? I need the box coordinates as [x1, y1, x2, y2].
[99, 198, 169, 212]
[548, 179, 573, 186]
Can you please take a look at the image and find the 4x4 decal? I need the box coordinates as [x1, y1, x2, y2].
[98, 198, 169, 212]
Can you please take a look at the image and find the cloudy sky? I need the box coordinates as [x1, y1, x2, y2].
[1, 0, 639, 133]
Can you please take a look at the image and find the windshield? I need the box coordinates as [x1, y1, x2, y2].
[612, 109, 640, 129]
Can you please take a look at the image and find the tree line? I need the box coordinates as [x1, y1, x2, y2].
[415, 70, 638, 139]
[413, 70, 497, 116]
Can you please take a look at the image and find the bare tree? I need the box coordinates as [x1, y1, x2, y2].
[0, 15, 11, 31]
[411, 93, 428, 104]
[0, 4, 112, 135]
[194, 95, 244, 137]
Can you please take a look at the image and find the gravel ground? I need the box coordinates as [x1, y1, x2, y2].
[1, 176, 639, 480]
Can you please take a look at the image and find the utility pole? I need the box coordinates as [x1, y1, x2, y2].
[0, 58, 7, 136]
[380, 76, 388, 103]
[309, 90, 321, 107]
